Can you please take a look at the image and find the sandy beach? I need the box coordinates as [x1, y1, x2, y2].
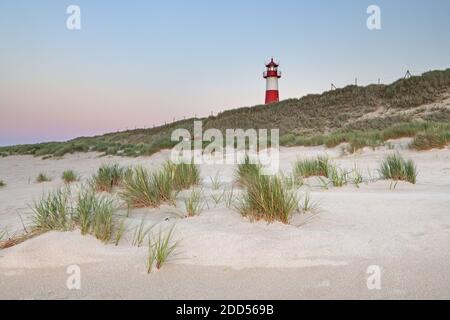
[1, 141, 450, 299]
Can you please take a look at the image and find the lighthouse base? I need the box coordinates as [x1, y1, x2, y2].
[265, 90, 279, 104]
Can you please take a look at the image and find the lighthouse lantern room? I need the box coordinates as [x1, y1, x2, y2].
[263, 58, 281, 104]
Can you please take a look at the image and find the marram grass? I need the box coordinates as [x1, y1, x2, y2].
[119, 166, 161, 208]
[379, 153, 418, 184]
[184, 188, 203, 217]
[91, 163, 127, 192]
[32, 188, 72, 231]
[62, 170, 78, 184]
[36, 173, 51, 183]
[238, 172, 298, 224]
[293, 156, 330, 179]
[147, 225, 178, 272]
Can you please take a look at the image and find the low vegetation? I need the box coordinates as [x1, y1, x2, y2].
[1, 69, 449, 159]
[0, 180, 5, 187]
[32, 188, 72, 231]
[379, 153, 418, 184]
[120, 166, 171, 208]
[36, 173, 51, 183]
[132, 218, 154, 247]
[410, 126, 450, 150]
[184, 189, 203, 217]
[62, 170, 78, 184]
[238, 171, 299, 224]
[73, 189, 117, 243]
[91, 163, 127, 192]
[163, 161, 201, 191]
[120, 161, 200, 208]
[31, 186, 123, 244]
[147, 225, 178, 273]
[293, 156, 330, 178]
[235, 156, 261, 186]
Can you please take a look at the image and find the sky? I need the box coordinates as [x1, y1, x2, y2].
[0, 0, 450, 146]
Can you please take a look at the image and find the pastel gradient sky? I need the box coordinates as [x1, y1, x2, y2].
[1, 0, 450, 146]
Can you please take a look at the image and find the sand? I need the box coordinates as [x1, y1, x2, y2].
[1, 141, 450, 299]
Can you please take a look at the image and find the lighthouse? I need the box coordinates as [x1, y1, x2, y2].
[263, 58, 281, 104]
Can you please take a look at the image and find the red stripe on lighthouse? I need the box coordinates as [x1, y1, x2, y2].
[265, 90, 279, 104]
[263, 58, 281, 105]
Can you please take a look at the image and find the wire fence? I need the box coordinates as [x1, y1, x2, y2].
[121, 68, 435, 132]
[330, 69, 432, 90]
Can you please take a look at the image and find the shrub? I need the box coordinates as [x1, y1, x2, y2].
[36, 173, 51, 183]
[238, 172, 298, 224]
[379, 153, 418, 184]
[62, 170, 78, 184]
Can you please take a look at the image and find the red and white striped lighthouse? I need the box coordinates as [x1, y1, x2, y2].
[263, 58, 281, 104]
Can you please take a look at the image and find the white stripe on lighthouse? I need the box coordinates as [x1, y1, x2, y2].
[266, 77, 279, 91]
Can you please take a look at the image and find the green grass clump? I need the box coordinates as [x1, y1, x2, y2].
[120, 167, 161, 208]
[327, 165, 348, 187]
[62, 170, 78, 184]
[163, 161, 201, 191]
[36, 173, 51, 183]
[151, 168, 177, 204]
[0, 180, 5, 187]
[410, 129, 450, 150]
[147, 225, 178, 272]
[184, 189, 203, 217]
[91, 198, 116, 243]
[91, 164, 127, 192]
[293, 156, 330, 178]
[379, 153, 418, 184]
[32, 188, 72, 231]
[235, 156, 262, 186]
[73, 189, 117, 243]
[238, 172, 298, 224]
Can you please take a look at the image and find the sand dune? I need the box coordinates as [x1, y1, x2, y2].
[1, 141, 450, 299]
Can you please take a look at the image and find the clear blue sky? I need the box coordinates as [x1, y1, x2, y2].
[1, 0, 449, 145]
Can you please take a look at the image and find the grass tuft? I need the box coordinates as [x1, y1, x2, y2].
[32, 188, 72, 231]
[327, 165, 348, 187]
[163, 161, 201, 191]
[0, 180, 5, 187]
[184, 189, 203, 217]
[293, 156, 330, 179]
[235, 155, 261, 186]
[91, 163, 126, 192]
[36, 173, 51, 183]
[379, 153, 418, 184]
[238, 172, 298, 224]
[147, 225, 178, 272]
[62, 170, 78, 184]
[120, 167, 161, 208]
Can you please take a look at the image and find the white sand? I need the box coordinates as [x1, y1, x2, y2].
[1, 142, 450, 299]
